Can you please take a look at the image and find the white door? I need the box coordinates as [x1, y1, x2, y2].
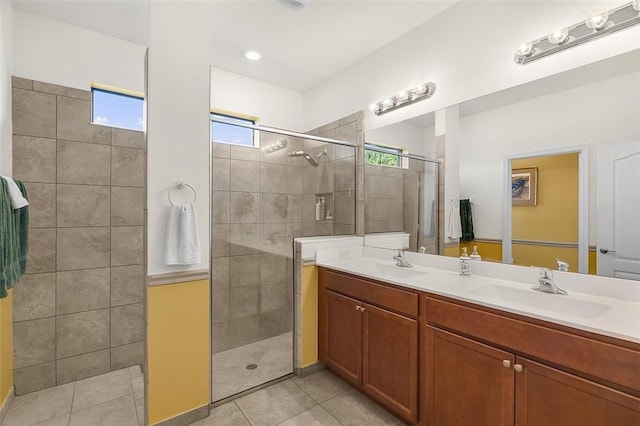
[596, 141, 640, 280]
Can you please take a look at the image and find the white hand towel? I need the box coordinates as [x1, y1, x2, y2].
[164, 203, 201, 265]
[1, 176, 29, 210]
[447, 199, 462, 239]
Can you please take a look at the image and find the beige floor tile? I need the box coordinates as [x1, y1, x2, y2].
[129, 365, 142, 379]
[131, 376, 144, 400]
[291, 370, 351, 403]
[235, 380, 316, 426]
[134, 398, 145, 426]
[30, 414, 70, 426]
[212, 383, 242, 402]
[322, 390, 400, 426]
[72, 368, 132, 412]
[69, 396, 138, 426]
[278, 405, 341, 426]
[191, 402, 250, 426]
[1, 383, 74, 426]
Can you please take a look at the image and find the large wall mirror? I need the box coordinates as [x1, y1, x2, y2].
[364, 49, 640, 281]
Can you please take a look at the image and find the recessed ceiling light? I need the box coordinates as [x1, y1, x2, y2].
[245, 51, 261, 61]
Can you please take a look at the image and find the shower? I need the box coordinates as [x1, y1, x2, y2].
[287, 149, 327, 167]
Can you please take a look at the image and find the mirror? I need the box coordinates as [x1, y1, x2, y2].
[364, 49, 640, 280]
[364, 114, 439, 254]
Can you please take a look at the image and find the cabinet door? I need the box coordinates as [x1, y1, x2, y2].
[320, 290, 362, 387]
[362, 303, 419, 424]
[425, 326, 515, 426]
[515, 357, 640, 425]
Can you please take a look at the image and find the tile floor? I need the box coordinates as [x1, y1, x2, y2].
[197, 369, 405, 426]
[213, 332, 293, 402]
[0, 366, 144, 426]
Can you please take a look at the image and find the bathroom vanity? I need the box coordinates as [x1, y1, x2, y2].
[317, 257, 640, 426]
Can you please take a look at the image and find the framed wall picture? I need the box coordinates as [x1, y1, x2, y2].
[512, 167, 537, 206]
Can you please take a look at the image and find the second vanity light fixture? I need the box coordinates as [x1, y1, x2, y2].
[515, 1, 640, 65]
[372, 82, 437, 116]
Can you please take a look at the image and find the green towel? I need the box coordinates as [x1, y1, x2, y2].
[0, 179, 29, 298]
[460, 199, 474, 243]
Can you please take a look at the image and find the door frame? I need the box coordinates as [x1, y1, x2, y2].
[502, 145, 589, 274]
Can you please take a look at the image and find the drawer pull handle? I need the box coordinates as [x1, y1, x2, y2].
[502, 360, 511, 368]
[514, 364, 523, 373]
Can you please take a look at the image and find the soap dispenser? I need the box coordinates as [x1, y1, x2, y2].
[459, 247, 471, 275]
[470, 245, 482, 261]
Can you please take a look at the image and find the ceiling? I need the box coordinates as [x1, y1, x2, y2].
[10, 0, 458, 92]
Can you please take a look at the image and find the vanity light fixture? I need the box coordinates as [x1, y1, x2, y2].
[515, 1, 640, 65]
[262, 139, 288, 153]
[372, 82, 436, 116]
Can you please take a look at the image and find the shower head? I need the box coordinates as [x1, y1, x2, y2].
[287, 149, 327, 167]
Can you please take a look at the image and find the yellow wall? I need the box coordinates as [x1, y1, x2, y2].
[300, 265, 318, 368]
[444, 245, 460, 258]
[0, 290, 13, 410]
[512, 153, 579, 242]
[512, 244, 577, 271]
[147, 279, 210, 425]
[459, 241, 503, 263]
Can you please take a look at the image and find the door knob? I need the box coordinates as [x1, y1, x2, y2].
[599, 248, 616, 254]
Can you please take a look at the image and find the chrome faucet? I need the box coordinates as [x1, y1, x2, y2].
[556, 258, 570, 272]
[393, 249, 413, 268]
[532, 268, 568, 295]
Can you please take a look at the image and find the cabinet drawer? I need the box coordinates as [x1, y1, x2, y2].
[426, 297, 640, 393]
[319, 268, 418, 318]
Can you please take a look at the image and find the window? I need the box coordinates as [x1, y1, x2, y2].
[91, 86, 144, 131]
[364, 143, 404, 167]
[210, 112, 258, 147]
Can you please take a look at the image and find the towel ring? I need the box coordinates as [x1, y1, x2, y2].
[168, 181, 197, 205]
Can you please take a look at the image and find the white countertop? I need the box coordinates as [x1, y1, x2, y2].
[316, 254, 640, 345]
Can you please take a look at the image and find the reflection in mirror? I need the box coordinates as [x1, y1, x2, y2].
[363, 50, 640, 280]
[362, 146, 439, 254]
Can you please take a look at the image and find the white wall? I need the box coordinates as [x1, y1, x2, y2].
[303, 1, 640, 132]
[210, 67, 303, 131]
[365, 120, 428, 157]
[0, 1, 12, 176]
[147, 1, 211, 275]
[13, 10, 145, 92]
[458, 71, 640, 243]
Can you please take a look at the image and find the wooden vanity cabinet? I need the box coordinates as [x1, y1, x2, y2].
[319, 268, 420, 424]
[425, 296, 640, 425]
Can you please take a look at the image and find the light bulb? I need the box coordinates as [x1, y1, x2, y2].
[548, 27, 569, 45]
[585, 10, 609, 30]
[381, 98, 396, 108]
[515, 42, 533, 57]
[245, 51, 261, 61]
[396, 91, 410, 102]
[414, 83, 429, 95]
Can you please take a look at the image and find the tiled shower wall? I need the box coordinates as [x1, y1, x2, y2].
[364, 159, 438, 253]
[10, 77, 145, 395]
[211, 114, 358, 354]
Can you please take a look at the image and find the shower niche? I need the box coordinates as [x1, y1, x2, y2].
[314, 193, 334, 221]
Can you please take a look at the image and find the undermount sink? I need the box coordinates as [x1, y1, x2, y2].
[372, 263, 428, 278]
[471, 285, 612, 319]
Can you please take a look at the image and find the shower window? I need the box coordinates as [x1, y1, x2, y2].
[365, 142, 405, 167]
[91, 85, 144, 131]
[211, 112, 258, 147]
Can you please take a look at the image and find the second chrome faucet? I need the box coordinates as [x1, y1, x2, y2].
[393, 249, 413, 268]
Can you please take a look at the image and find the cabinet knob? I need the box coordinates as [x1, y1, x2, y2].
[502, 360, 511, 368]
[514, 364, 523, 373]
[360, 306, 366, 312]
[355, 305, 360, 311]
